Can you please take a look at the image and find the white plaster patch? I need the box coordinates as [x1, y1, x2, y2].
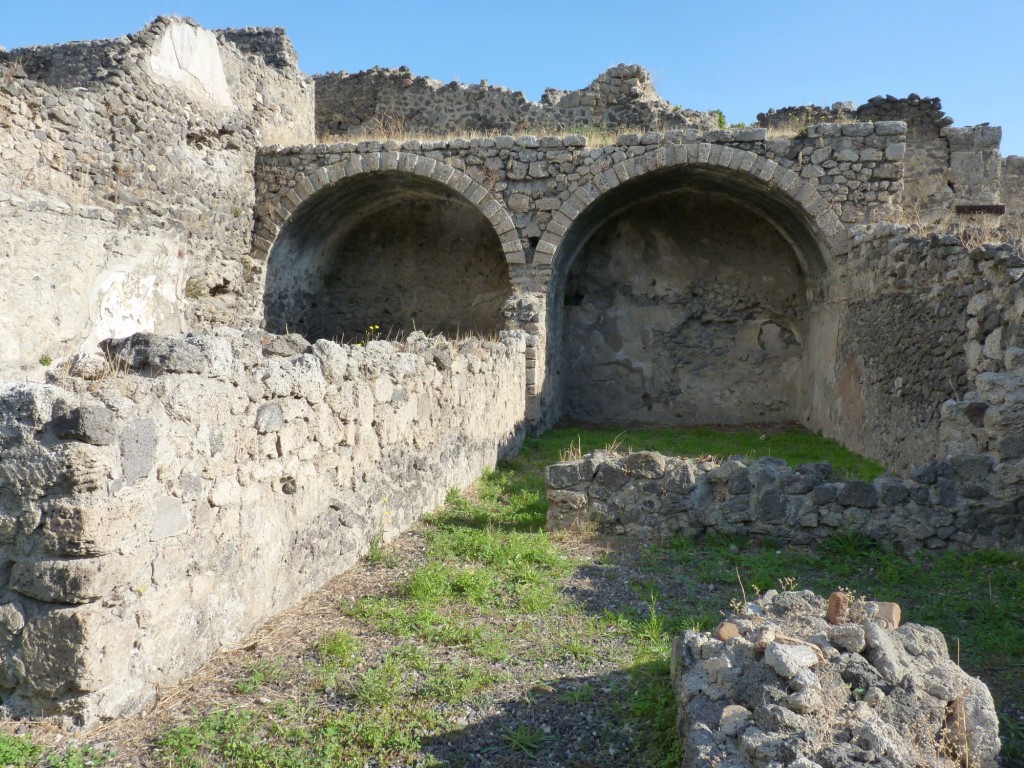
[149, 23, 233, 108]
[84, 243, 187, 353]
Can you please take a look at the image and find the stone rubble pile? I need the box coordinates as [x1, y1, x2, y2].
[671, 590, 1000, 767]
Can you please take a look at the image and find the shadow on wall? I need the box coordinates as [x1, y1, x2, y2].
[542, 164, 831, 431]
[263, 171, 513, 342]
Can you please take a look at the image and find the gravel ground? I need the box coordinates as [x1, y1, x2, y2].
[58, 524, 705, 767]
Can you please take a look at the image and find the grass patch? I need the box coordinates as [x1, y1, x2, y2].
[0, 734, 42, 767]
[234, 658, 286, 695]
[523, 424, 885, 481]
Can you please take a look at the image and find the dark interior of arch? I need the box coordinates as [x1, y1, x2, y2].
[264, 171, 512, 342]
[553, 165, 828, 426]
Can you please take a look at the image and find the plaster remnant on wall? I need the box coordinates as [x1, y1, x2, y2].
[149, 23, 233, 108]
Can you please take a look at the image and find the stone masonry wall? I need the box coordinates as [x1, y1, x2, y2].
[253, 123, 907, 425]
[545, 447, 1024, 553]
[0, 17, 313, 380]
[313, 64, 717, 140]
[0, 329, 526, 723]
[254, 122, 907, 267]
[812, 229, 1022, 470]
[760, 93, 1024, 232]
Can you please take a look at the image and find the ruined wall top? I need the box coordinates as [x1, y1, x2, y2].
[1, 16, 301, 87]
[313, 62, 718, 140]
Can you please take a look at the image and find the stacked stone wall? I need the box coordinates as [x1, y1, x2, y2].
[0, 329, 527, 723]
[254, 122, 907, 266]
[253, 124, 907, 425]
[815, 230, 1019, 469]
[546, 447, 1024, 553]
[0, 17, 313, 380]
[313, 64, 717, 140]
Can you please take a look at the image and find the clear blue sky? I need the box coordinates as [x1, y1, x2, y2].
[3, 1, 1023, 155]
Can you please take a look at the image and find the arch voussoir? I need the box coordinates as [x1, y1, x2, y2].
[253, 150, 525, 266]
[541, 141, 841, 277]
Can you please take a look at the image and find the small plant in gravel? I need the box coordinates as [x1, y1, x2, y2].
[365, 536, 400, 568]
[318, 630, 362, 667]
[501, 724, 550, 756]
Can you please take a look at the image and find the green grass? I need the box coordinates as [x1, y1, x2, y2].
[525, 424, 885, 481]
[0, 734, 42, 767]
[26, 426, 1022, 766]
[234, 658, 286, 695]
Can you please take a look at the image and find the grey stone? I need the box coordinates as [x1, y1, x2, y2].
[51, 402, 117, 446]
[119, 418, 158, 483]
[837, 481, 878, 508]
[764, 642, 818, 679]
[255, 402, 284, 434]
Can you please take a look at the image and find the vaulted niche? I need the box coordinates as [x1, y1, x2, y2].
[264, 171, 513, 341]
[552, 165, 828, 426]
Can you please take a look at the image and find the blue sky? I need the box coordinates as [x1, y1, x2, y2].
[3, 1, 1023, 155]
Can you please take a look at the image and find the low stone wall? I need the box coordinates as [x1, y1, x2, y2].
[545, 445, 1024, 552]
[671, 590, 1000, 767]
[0, 329, 526, 723]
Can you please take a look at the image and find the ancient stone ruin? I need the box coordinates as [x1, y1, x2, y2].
[1, 15, 1022, 731]
[672, 590, 1001, 767]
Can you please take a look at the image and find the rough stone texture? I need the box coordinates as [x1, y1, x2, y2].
[0, 329, 527, 723]
[253, 124, 906, 426]
[810, 228, 1023, 470]
[0, 17, 313, 379]
[562, 191, 806, 425]
[545, 449, 1024, 552]
[313, 63, 718, 140]
[671, 590, 1000, 767]
[759, 94, 1024, 234]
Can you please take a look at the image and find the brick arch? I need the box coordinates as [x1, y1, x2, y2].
[536, 142, 845, 273]
[251, 151, 525, 266]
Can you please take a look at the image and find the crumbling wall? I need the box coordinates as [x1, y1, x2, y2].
[806, 228, 1022, 469]
[671, 590, 1001, 768]
[313, 64, 717, 140]
[0, 329, 526, 723]
[0, 17, 313, 380]
[546, 446, 1024, 552]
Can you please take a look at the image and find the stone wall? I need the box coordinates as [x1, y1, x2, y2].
[0, 17, 313, 380]
[545, 447, 1024, 553]
[313, 64, 717, 140]
[562, 191, 807, 426]
[671, 590, 1001, 767]
[253, 123, 907, 427]
[809, 229, 1021, 470]
[0, 329, 526, 723]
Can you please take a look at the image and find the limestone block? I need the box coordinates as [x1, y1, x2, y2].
[151, 495, 188, 540]
[21, 606, 134, 696]
[10, 554, 130, 604]
[119, 419, 158, 484]
[39, 499, 135, 556]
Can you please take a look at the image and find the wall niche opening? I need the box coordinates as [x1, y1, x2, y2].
[264, 171, 512, 342]
[558, 186, 811, 426]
